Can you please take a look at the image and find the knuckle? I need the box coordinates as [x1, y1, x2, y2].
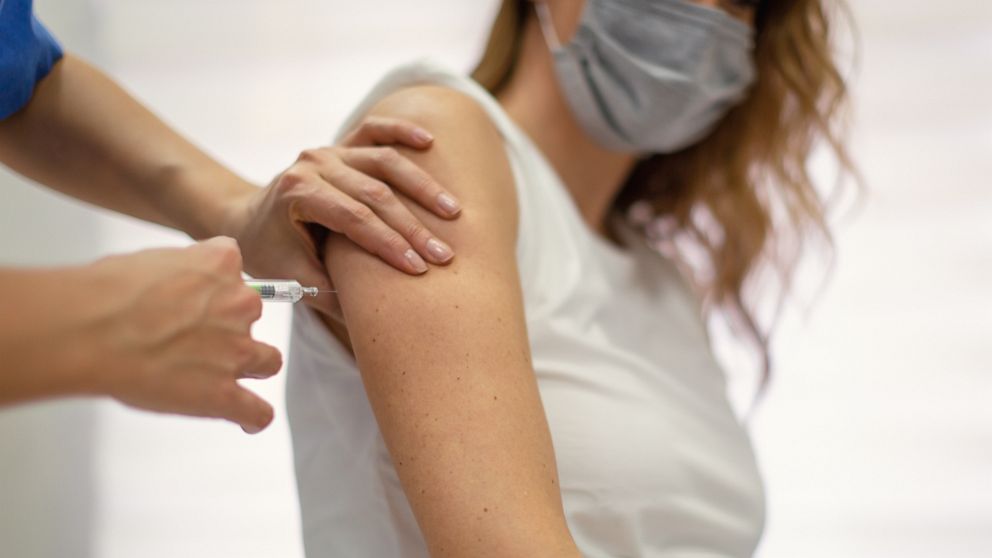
[345, 203, 375, 225]
[403, 220, 428, 241]
[220, 359, 241, 379]
[274, 169, 307, 195]
[384, 232, 410, 254]
[296, 148, 324, 164]
[411, 173, 436, 195]
[211, 244, 243, 274]
[231, 338, 258, 370]
[360, 181, 392, 205]
[198, 236, 235, 256]
[373, 146, 400, 166]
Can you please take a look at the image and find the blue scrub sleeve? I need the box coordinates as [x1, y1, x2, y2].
[0, 0, 65, 120]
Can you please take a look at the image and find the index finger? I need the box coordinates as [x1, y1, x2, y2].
[340, 146, 462, 219]
[341, 116, 435, 149]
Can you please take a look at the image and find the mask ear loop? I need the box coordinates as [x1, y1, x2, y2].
[533, 1, 562, 50]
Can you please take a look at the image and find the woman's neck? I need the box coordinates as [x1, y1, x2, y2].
[496, 18, 636, 236]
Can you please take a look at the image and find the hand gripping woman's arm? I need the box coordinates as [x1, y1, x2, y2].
[322, 85, 580, 557]
[0, 53, 464, 315]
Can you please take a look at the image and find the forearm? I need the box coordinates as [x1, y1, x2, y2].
[0, 267, 103, 405]
[0, 54, 254, 239]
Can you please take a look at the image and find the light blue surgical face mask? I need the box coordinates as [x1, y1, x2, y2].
[535, 0, 757, 154]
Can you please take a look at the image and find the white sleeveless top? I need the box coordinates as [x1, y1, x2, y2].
[286, 61, 765, 557]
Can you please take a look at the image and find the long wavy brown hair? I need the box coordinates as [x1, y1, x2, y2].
[473, 0, 857, 383]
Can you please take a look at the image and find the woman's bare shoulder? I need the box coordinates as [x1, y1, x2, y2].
[318, 81, 524, 350]
[365, 84, 518, 223]
[371, 84, 501, 143]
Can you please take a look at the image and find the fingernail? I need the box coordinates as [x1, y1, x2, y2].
[426, 238, 453, 263]
[437, 193, 461, 216]
[413, 128, 434, 144]
[405, 249, 429, 274]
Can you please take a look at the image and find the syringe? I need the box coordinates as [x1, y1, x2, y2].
[245, 279, 322, 303]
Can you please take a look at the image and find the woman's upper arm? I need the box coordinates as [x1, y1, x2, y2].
[323, 86, 577, 557]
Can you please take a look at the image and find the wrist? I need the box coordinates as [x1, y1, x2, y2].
[196, 174, 260, 241]
[214, 181, 261, 242]
[50, 263, 119, 398]
[151, 163, 259, 240]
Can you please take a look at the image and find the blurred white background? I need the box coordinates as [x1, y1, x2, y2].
[0, 1, 989, 557]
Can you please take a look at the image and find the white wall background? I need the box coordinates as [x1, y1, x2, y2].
[0, 1, 988, 556]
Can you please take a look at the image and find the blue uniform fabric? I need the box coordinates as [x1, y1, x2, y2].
[0, 0, 64, 120]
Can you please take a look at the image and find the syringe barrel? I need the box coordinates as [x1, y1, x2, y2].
[245, 279, 306, 303]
